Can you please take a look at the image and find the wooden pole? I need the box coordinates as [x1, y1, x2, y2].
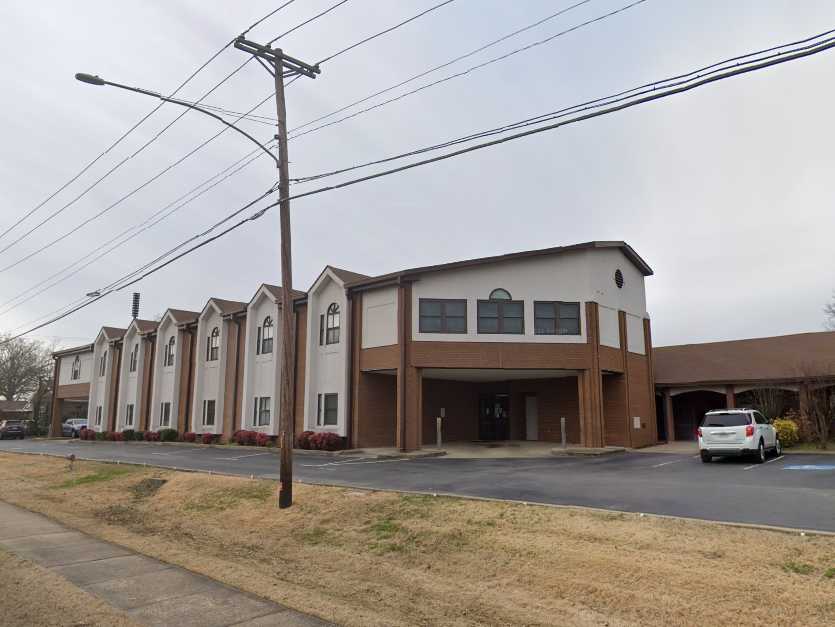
[274, 48, 295, 509]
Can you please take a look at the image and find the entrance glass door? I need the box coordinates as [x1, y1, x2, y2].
[478, 393, 510, 440]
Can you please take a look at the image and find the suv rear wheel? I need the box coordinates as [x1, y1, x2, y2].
[755, 440, 766, 464]
[700, 451, 712, 463]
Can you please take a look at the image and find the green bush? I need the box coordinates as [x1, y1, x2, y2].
[95, 431, 106, 441]
[159, 428, 179, 442]
[773, 418, 800, 447]
[122, 429, 135, 441]
[133, 430, 146, 441]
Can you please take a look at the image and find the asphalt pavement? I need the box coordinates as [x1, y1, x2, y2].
[2, 438, 834, 532]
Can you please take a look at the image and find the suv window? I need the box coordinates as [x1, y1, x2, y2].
[701, 412, 751, 427]
[754, 412, 767, 424]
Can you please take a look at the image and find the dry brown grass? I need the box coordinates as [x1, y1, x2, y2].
[0, 547, 140, 627]
[1, 452, 834, 626]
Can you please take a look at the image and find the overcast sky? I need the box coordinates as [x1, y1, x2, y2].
[1, 0, 834, 349]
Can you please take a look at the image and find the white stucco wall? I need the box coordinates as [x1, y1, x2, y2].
[58, 351, 93, 385]
[150, 315, 182, 430]
[598, 305, 620, 349]
[191, 305, 228, 434]
[361, 286, 397, 349]
[626, 313, 646, 354]
[87, 334, 112, 432]
[115, 325, 145, 431]
[410, 248, 648, 344]
[241, 289, 281, 434]
[304, 272, 349, 436]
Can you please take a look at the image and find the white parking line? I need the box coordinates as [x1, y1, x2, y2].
[217, 452, 272, 461]
[652, 459, 685, 468]
[744, 455, 784, 470]
[302, 458, 408, 468]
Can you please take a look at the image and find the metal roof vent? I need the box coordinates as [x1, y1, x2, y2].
[614, 269, 624, 289]
[131, 292, 140, 319]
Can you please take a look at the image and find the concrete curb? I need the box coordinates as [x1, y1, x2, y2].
[3, 448, 832, 538]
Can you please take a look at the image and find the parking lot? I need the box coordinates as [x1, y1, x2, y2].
[1, 438, 834, 532]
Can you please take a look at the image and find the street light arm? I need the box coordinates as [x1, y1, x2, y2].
[74, 73, 279, 167]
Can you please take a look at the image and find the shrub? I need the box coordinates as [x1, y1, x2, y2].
[121, 429, 135, 441]
[79, 427, 95, 440]
[309, 431, 342, 451]
[183, 432, 197, 443]
[159, 428, 179, 442]
[144, 431, 160, 442]
[773, 418, 800, 447]
[233, 430, 257, 446]
[133, 430, 145, 441]
[95, 431, 106, 441]
[296, 430, 315, 450]
[201, 433, 215, 445]
[255, 432, 273, 447]
[111, 432, 124, 442]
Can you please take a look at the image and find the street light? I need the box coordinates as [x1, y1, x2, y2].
[74, 73, 278, 167]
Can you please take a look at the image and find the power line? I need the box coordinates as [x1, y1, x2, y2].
[316, 0, 457, 64]
[288, 0, 595, 135]
[292, 29, 835, 184]
[6, 30, 833, 344]
[0, 1, 298, 246]
[0, 143, 275, 317]
[289, 0, 647, 141]
[268, 0, 351, 44]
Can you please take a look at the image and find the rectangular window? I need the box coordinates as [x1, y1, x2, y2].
[419, 299, 467, 333]
[95, 406, 102, 426]
[534, 301, 581, 335]
[477, 300, 524, 334]
[125, 403, 134, 427]
[261, 325, 273, 354]
[202, 399, 216, 427]
[160, 402, 171, 427]
[99, 355, 106, 377]
[253, 396, 271, 426]
[256, 327, 262, 355]
[319, 314, 325, 346]
[317, 393, 338, 426]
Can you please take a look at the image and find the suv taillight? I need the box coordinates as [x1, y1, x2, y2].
[745, 424, 755, 437]
[697, 427, 702, 438]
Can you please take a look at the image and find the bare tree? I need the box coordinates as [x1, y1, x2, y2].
[825, 291, 835, 330]
[749, 387, 786, 420]
[0, 333, 53, 402]
[803, 379, 834, 449]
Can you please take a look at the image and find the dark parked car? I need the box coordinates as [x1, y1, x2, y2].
[62, 419, 88, 438]
[0, 420, 25, 440]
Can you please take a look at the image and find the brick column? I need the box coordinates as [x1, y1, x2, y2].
[396, 283, 421, 451]
[725, 385, 735, 409]
[664, 390, 675, 442]
[579, 302, 605, 448]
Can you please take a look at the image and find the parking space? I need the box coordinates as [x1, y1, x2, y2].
[1, 439, 834, 532]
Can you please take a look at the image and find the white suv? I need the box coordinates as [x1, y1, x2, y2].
[698, 408, 782, 463]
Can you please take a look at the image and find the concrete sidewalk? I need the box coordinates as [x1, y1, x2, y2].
[0, 501, 332, 627]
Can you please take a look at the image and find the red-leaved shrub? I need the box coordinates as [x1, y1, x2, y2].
[201, 433, 215, 445]
[296, 430, 315, 449]
[309, 431, 342, 451]
[233, 430, 257, 446]
[144, 431, 160, 442]
[183, 432, 197, 443]
[79, 427, 95, 440]
[255, 432, 272, 447]
[111, 432, 124, 442]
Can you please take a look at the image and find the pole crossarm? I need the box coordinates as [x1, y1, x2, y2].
[234, 37, 321, 78]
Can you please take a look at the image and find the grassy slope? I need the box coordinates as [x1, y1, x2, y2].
[1, 453, 834, 626]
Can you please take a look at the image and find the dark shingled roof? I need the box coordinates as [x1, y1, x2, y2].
[654, 331, 835, 386]
[168, 309, 200, 325]
[262, 284, 307, 303]
[344, 241, 652, 289]
[133, 319, 158, 334]
[209, 298, 247, 315]
[0, 400, 28, 413]
[329, 266, 371, 285]
[101, 326, 126, 340]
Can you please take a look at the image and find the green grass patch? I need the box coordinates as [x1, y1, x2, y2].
[824, 567, 835, 579]
[783, 561, 815, 575]
[54, 466, 134, 489]
[302, 527, 328, 545]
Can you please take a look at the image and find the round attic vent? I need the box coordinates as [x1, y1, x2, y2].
[614, 269, 624, 289]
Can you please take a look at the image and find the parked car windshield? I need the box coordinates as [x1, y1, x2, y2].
[701, 413, 750, 427]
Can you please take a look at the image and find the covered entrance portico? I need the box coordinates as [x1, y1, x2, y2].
[420, 368, 582, 446]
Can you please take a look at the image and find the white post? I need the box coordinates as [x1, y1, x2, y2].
[560, 416, 567, 449]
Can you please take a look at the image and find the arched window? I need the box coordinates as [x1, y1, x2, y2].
[99, 350, 107, 377]
[129, 343, 139, 372]
[71, 356, 81, 380]
[488, 288, 512, 301]
[164, 335, 176, 367]
[326, 303, 340, 344]
[207, 327, 220, 361]
[258, 316, 274, 354]
[478, 289, 523, 334]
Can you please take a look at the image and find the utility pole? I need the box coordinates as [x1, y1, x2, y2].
[234, 37, 320, 509]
